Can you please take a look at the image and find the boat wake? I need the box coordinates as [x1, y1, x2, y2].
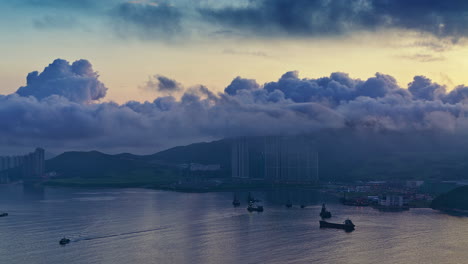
[73, 226, 169, 242]
[69, 212, 245, 243]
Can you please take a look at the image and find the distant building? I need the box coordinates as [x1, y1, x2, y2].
[189, 163, 221, 171]
[232, 136, 318, 184]
[379, 195, 404, 207]
[406, 181, 424, 188]
[0, 148, 45, 183]
[231, 137, 252, 180]
[264, 136, 318, 183]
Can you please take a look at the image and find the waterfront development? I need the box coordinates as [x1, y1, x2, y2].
[1, 185, 468, 264]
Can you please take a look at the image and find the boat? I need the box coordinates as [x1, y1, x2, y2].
[319, 203, 332, 218]
[0, 212, 8, 217]
[232, 195, 241, 207]
[246, 193, 263, 212]
[319, 219, 355, 231]
[285, 200, 293, 208]
[300, 205, 306, 208]
[247, 201, 264, 212]
[59, 238, 71, 245]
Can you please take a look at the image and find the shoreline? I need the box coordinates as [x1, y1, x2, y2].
[42, 180, 322, 193]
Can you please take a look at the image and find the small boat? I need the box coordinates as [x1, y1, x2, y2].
[320, 219, 355, 231]
[285, 200, 293, 208]
[232, 196, 241, 207]
[300, 205, 306, 208]
[59, 238, 71, 245]
[319, 203, 332, 218]
[247, 202, 264, 212]
[0, 212, 8, 217]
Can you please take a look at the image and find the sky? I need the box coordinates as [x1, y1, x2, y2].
[2, 0, 468, 154]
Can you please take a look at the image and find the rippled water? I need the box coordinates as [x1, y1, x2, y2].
[1, 184, 467, 264]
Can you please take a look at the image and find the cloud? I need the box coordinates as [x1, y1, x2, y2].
[11, 0, 468, 42]
[397, 53, 445, 63]
[5, 58, 468, 153]
[408, 76, 446, 101]
[15, 59, 107, 103]
[199, 0, 468, 38]
[112, 1, 183, 38]
[222, 48, 270, 58]
[33, 15, 80, 30]
[10, 0, 97, 9]
[142, 75, 183, 93]
[224, 77, 259, 95]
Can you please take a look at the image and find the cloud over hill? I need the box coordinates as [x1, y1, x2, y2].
[3, 58, 468, 153]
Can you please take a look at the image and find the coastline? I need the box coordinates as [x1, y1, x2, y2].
[43, 179, 321, 193]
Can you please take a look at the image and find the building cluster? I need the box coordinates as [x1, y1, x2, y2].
[0, 148, 45, 183]
[177, 163, 221, 171]
[189, 163, 221, 172]
[326, 180, 434, 209]
[232, 136, 318, 184]
[378, 195, 404, 207]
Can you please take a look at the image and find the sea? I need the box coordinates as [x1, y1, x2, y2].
[1, 184, 467, 264]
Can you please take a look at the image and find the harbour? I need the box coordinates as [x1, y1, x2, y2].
[1, 185, 468, 264]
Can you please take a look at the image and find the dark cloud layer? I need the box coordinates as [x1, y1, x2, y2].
[200, 0, 468, 38]
[112, 1, 183, 37]
[12, 0, 96, 9]
[13, 0, 468, 39]
[4, 59, 468, 153]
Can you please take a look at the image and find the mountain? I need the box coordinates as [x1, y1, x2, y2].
[45, 150, 180, 187]
[45, 134, 468, 184]
[44, 140, 232, 187]
[46, 151, 148, 178]
[431, 185, 468, 211]
[144, 139, 231, 168]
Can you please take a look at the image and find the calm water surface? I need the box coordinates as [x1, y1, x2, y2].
[1, 184, 467, 264]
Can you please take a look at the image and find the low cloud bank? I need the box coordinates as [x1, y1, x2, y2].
[3, 58, 468, 153]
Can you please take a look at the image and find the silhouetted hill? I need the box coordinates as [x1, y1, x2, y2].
[44, 140, 232, 187]
[46, 134, 468, 183]
[431, 186, 468, 211]
[45, 150, 183, 187]
[46, 139, 232, 179]
[145, 139, 231, 168]
[46, 151, 150, 178]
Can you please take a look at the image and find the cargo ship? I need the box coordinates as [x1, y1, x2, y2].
[320, 219, 355, 231]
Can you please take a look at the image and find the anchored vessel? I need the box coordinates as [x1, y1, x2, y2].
[232, 195, 241, 207]
[285, 200, 293, 208]
[319, 203, 332, 218]
[247, 202, 264, 212]
[320, 219, 355, 231]
[247, 194, 264, 212]
[0, 212, 8, 217]
[59, 238, 71, 245]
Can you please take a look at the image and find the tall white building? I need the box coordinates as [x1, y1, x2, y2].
[231, 137, 250, 179]
[232, 136, 318, 183]
[264, 136, 318, 183]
